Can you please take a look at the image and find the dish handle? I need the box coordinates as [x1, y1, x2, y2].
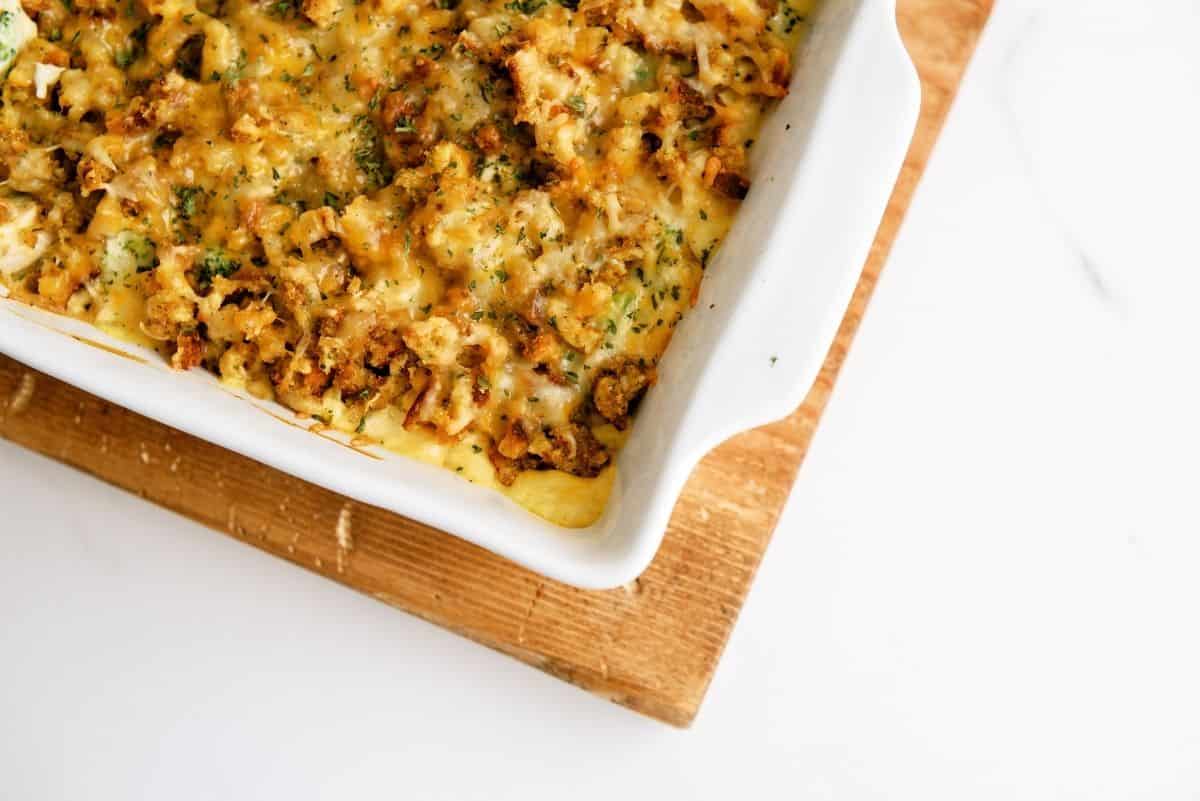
[673, 0, 922, 456]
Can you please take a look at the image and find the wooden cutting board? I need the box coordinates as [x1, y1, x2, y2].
[0, 0, 993, 727]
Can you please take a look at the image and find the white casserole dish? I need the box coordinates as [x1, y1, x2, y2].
[0, 0, 919, 589]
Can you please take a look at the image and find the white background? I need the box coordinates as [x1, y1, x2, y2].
[4, 1, 1200, 797]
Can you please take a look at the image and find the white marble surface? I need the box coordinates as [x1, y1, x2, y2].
[4, 1, 1200, 797]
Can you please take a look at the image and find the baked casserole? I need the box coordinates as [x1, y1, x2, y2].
[0, 0, 813, 524]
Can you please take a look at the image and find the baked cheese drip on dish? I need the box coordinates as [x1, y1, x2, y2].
[0, 0, 814, 524]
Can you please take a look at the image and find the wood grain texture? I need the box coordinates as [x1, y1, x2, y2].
[0, 0, 992, 728]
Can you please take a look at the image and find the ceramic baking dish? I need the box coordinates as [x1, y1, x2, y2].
[0, 0, 919, 589]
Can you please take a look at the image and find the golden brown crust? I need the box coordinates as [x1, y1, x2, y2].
[592, 358, 656, 430]
[171, 331, 205, 371]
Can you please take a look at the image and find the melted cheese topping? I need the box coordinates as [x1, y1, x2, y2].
[0, 0, 814, 525]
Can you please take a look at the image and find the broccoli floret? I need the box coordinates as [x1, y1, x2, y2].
[196, 248, 241, 285]
[173, 185, 206, 220]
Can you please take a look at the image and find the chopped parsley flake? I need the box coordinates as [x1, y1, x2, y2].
[354, 116, 392, 190]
